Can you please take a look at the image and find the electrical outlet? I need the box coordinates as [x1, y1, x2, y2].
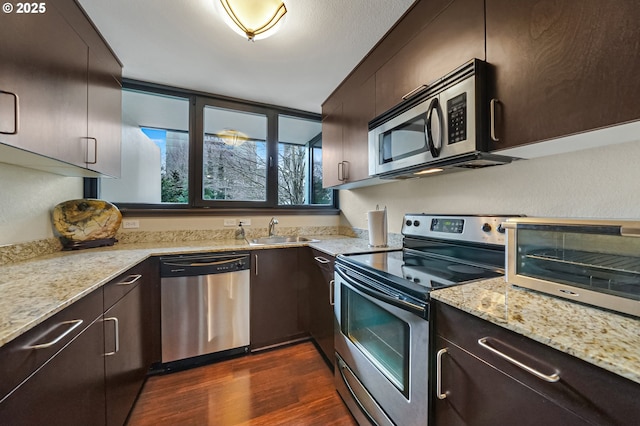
[238, 218, 251, 226]
[122, 219, 140, 229]
[223, 218, 236, 227]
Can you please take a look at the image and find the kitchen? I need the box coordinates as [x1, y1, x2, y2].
[2, 0, 640, 425]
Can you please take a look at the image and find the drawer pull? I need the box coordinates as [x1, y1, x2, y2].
[314, 256, 330, 264]
[104, 317, 120, 356]
[436, 348, 448, 399]
[26, 319, 83, 349]
[117, 274, 142, 286]
[478, 337, 560, 383]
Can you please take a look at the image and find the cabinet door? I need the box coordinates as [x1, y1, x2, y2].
[434, 336, 587, 426]
[0, 5, 87, 166]
[304, 248, 335, 365]
[251, 248, 305, 349]
[375, 0, 485, 115]
[342, 75, 375, 183]
[104, 281, 149, 426]
[87, 45, 122, 177]
[486, 0, 640, 149]
[321, 101, 343, 188]
[0, 317, 106, 426]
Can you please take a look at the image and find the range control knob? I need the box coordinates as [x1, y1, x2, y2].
[497, 224, 506, 234]
[406, 220, 412, 226]
[482, 223, 492, 232]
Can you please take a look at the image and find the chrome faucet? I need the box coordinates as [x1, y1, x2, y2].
[268, 217, 279, 237]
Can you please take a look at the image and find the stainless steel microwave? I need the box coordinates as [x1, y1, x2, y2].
[368, 59, 514, 179]
[504, 217, 640, 317]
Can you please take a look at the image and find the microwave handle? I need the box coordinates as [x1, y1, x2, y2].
[425, 98, 443, 158]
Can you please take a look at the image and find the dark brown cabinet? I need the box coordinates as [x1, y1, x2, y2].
[303, 248, 335, 366]
[0, 0, 122, 177]
[0, 289, 106, 426]
[0, 4, 88, 166]
[434, 301, 640, 426]
[250, 248, 307, 350]
[486, 0, 640, 150]
[0, 259, 155, 426]
[321, 75, 375, 188]
[375, 0, 485, 115]
[103, 262, 153, 426]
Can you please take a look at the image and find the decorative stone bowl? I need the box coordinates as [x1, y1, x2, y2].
[52, 199, 122, 249]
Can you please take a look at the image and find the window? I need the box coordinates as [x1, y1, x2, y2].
[96, 82, 335, 212]
[100, 89, 190, 205]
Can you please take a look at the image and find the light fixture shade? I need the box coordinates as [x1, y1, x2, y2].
[219, 0, 287, 41]
[217, 129, 249, 146]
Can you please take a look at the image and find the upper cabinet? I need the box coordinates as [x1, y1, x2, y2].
[375, 0, 485, 115]
[486, 0, 640, 149]
[0, 0, 122, 177]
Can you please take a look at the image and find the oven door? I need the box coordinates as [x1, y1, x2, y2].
[334, 263, 430, 426]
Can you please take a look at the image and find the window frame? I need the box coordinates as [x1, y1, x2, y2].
[85, 80, 338, 216]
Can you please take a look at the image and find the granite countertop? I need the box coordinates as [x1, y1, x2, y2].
[0, 236, 400, 348]
[430, 278, 640, 385]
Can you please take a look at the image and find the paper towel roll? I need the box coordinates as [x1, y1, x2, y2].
[368, 208, 388, 247]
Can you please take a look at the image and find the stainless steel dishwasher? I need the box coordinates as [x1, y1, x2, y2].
[160, 252, 250, 368]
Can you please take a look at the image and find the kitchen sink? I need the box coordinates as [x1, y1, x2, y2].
[249, 236, 319, 246]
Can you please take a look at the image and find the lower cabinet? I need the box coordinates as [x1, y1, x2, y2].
[250, 248, 306, 350]
[0, 259, 155, 426]
[434, 301, 640, 426]
[104, 264, 152, 426]
[0, 314, 107, 426]
[304, 248, 335, 366]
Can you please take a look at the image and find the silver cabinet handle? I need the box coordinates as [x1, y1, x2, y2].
[0, 90, 19, 135]
[254, 254, 258, 276]
[436, 348, 448, 400]
[342, 160, 349, 181]
[329, 279, 335, 306]
[314, 256, 330, 264]
[104, 317, 120, 356]
[490, 98, 500, 142]
[26, 319, 83, 349]
[337, 162, 345, 182]
[84, 137, 98, 164]
[117, 274, 142, 286]
[478, 337, 560, 383]
[402, 84, 428, 100]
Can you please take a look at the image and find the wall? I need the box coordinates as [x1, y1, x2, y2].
[0, 163, 83, 245]
[340, 138, 640, 234]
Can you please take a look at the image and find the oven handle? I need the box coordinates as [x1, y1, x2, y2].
[335, 264, 427, 317]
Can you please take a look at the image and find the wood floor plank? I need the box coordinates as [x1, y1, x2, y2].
[127, 342, 357, 426]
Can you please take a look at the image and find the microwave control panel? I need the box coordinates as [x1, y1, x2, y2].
[447, 92, 467, 144]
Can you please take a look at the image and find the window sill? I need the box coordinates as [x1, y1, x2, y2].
[118, 206, 340, 217]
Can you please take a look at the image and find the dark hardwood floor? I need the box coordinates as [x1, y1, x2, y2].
[127, 342, 357, 425]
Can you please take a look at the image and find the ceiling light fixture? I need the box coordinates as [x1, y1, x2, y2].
[218, 0, 287, 41]
[217, 129, 249, 146]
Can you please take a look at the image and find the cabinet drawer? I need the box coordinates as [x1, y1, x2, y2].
[103, 261, 146, 309]
[435, 301, 640, 426]
[0, 288, 103, 401]
[310, 248, 335, 281]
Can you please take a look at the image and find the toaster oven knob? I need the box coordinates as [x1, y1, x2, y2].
[497, 224, 506, 234]
[406, 220, 412, 226]
[413, 220, 421, 227]
[482, 223, 492, 232]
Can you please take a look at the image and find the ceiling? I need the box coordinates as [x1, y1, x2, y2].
[77, 0, 417, 114]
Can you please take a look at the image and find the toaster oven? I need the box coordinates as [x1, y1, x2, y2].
[503, 217, 640, 317]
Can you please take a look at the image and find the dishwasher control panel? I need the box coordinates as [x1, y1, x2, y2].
[160, 252, 250, 277]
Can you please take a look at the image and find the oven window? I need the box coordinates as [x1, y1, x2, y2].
[379, 114, 428, 164]
[341, 287, 410, 397]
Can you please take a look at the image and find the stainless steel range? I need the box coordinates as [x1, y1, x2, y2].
[334, 214, 517, 426]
